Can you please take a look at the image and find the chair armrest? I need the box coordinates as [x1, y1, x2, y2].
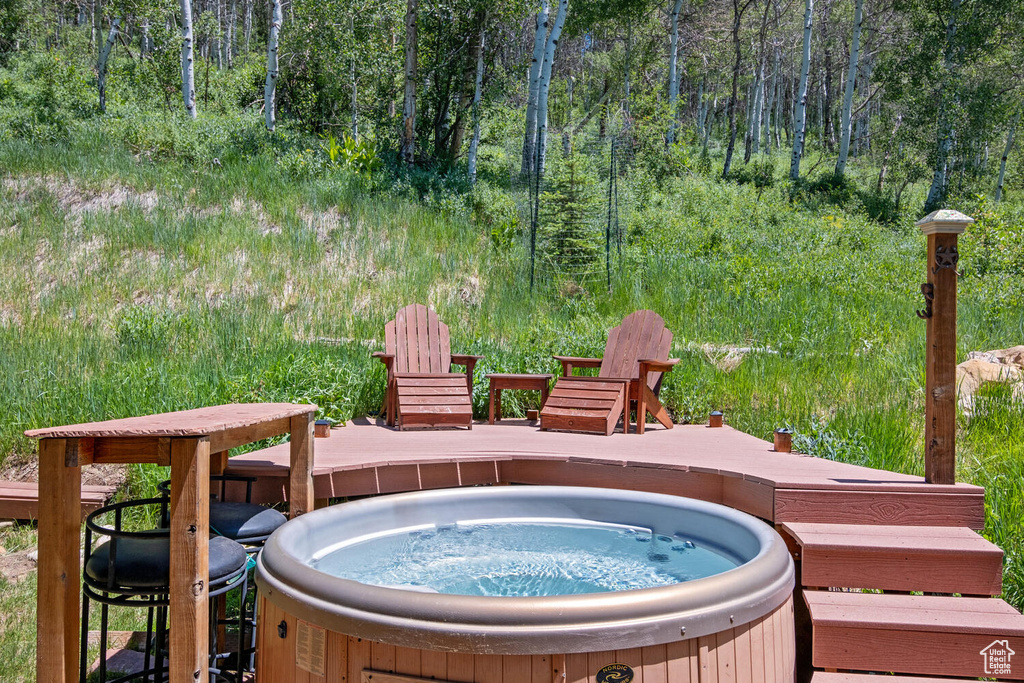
[450, 354, 485, 366]
[372, 353, 395, 382]
[450, 354, 484, 394]
[552, 355, 603, 377]
[638, 358, 679, 373]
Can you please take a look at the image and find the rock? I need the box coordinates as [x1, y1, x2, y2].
[991, 345, 1024, 367]
[700, 343, 752, 373]
[957, 352, 1024, 413]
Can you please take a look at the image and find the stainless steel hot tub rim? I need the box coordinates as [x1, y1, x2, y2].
[255, 485, 795, 654]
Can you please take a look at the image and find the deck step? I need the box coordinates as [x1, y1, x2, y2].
[811, 672, 984, 683]
[0, 480, 116, 521]
[784, 522, 1003, 595]
[804, 591, 1024, 680]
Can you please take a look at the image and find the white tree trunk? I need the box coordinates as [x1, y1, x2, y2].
[696, 77, 705, 139]
[180, 0, 197, 118]
[750, 60, 764, 156]
[264, 0, 282, 130]
[763, 49, 777, 150]
[789, 0, 813, 180]
[774, 70, 783, 147]
[350, 14, 358, 139]
[227, 0, 235, 66]
[854, 52, 872, 154]
[995, 105, 1021, 202]
[243, 0, 252, 53]
[400, 0, 418, 163]
[215, 0, 222, 68]
[535, 0, 567, 176]
[624, 21, 632, 122]
[521, 0, 551, 176]
[97, 16, 119, 113]
[140, 18, 149, 57]
[834, 0, 863, 177]
[467, 28, 486, 185]
[924, 0, 963, 213]
[91, 0, 100, 49]
[666, 0, 684, 144]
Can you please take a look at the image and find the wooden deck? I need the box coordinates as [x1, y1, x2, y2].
[0, 480, 116, 520]
[226, 420, 1023, 681]
[227, 420, 985, 528]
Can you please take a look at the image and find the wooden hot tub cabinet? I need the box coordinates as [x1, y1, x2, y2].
[255, 594, 796, 683]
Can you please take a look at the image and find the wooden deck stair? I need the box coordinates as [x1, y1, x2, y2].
[803, 591, 1024, 680]
[787, 523, 1021, 681]
[0, 479, 116, 520]
[811, 672, 990, 683]
[783, 522, 1004, 595]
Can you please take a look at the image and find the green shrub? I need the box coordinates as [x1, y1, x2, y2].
[324, 132, 383, 176]
[470, 181, 520, 251]
[115, 305, 175, 354]
[725, 158, 775, 196]
[804, 171, 857, 204]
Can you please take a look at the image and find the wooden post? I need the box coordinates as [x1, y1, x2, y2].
[36, 438, 81, 683]
[289, 412, 315, 518]
[917, 210, 973, 485]
[169, 437, 211, 683]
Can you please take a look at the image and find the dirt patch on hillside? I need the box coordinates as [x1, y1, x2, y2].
[3, 176, 159, 216]
[0, 546, 38, 583]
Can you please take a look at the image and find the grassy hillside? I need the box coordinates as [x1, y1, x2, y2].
[0, 112, 1022, 680]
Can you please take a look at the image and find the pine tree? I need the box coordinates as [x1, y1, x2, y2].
[539, 151, 600, 277]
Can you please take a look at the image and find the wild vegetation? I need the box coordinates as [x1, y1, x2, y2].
[1, 0, 1023, 678]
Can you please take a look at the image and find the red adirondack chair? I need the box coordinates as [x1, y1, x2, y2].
[540, 310, 678, 435]
[373, 303, 482, 430]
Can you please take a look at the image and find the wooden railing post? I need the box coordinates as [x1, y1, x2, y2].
[916, 209, 973, 485]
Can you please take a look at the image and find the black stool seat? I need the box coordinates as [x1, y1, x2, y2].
[85, 536, 248, 590]
[210, 502, 286, 543]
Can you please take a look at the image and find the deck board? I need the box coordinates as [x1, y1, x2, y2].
[783, 522, 1003, 594]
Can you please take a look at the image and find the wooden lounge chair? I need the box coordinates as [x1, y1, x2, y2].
[540, 310, 678, 435]
[373, 303, 482, 430]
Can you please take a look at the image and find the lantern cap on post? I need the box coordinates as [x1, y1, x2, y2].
[916, 210, 974, 235]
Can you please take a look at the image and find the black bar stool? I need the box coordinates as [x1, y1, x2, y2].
[158, 476, 287, 670]
[80, 497, 249, 683]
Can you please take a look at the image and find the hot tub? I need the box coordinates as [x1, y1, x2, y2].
[255, 486, 796, 682]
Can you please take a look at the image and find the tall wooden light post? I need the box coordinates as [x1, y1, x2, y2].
[916, 209, 973, 485]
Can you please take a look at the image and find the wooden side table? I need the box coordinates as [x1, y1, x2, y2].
[26, 402, 316, 683]
[486, 374, 553, 424]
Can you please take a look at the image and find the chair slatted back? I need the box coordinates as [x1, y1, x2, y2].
[384, 303, 452, 374]
[598, 310, 673, 389]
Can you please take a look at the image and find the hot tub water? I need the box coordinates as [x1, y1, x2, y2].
[313, 519, 739, 596]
